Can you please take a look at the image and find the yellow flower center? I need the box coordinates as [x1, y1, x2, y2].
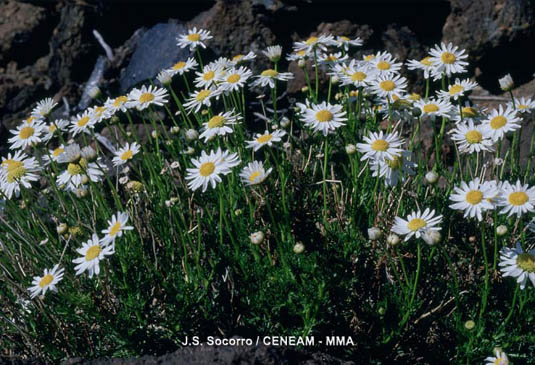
[423, 104, 439, 113]
[351, 71, 366, 81]
[203, 70, 215, 81]
[208, 115, 225, 128]
[449, 84, 464, 95]
[227, 74, 241, 83]
[120, 150, 133, 161]
[232, 54, 244, 62]
[297, 50, 306, 57]
[420, 57, 433, 66]
[109, 221, 122, 236]
[26, 116, 36, 124]
[113, 96, 127, 107]
[261, 69, 278, 77]
[517, 253, 535, 272]
[462, 107, 477, 117]
[173, 61, 186, 70]
[364, 54, 375, 61]
[305, 36, 318, 45]
[371, 139, 389, 151]
[196, 90, 211, 102]
[139, 93, 155, 103]
[379, 80, 395, 91]
[493, 359, 505, 365]
[376, 60, 391, 70]
[199, 162, 215, 176]
[340, 36, 350, 41]
[77, 116, 90, 127]
[325, 55, 337, 62]
[67, 158, 87, 176]
[490, 116, 507, 129]
[53, 147, 64, 157]
[407, 218, 427, 231]
[39, 274, 53, 288]
[315, 110, 333, 122]
[465, 130, 482, 144]
[508, 191, 529, 206]
[466, 190, 483, 204]
[85, 245, 102, 261]
[256, 134, 273, 144]
[6, 161, 26, 183]
[249, 171, 261, 182]
[518, 104, 527, 109]
[19, 126, 35, 140]
[95, 106, 106, 116]
[385, 156, 401, 169]
[49, 124, 57, 132]
[441, 52, 456, 64]
[409, 93, 421, 101]
[187, 33, 201, 42]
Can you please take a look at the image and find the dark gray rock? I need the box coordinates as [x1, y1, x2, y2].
[119, 22, 190, 93]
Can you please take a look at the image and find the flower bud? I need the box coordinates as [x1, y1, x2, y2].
[157, 69, 173, 86]
[496, 225, 508, 236]
[250, 231, 264, 245]
[411, 107, 422, 117]
[280, 117, 290, 128]
[293, 242, 305, 254]
[88, 86, 101, 99]
[170, 126, 180, 134]
[422, 230, 441, 245]
[387, 233, 401, 246]
[119, 176, 129, 185]
[56, 223, 68, 234]
[368, 227, 382, 240]
[151, 130, 159, 139]
[498, 73, 514, 91]
[185, 129, 199, 141]
[464, 320, 475, 331]
[425, 171, 439, 184]
[298, 59, 305, 68]
[81, 146, 97, 162]
[345, 144, 357, 155]
[127, 180, 144, 193]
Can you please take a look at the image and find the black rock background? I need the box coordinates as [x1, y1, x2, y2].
[2, 0, 535, 363]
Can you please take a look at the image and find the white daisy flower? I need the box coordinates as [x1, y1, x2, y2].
[406, 57, 435, 79]
[510, 96, 535, 113]
[73, 234, 115, 278]
[31, 97, 58, 119]
[70, 110, 96, 136]
[101, 211, 134, 246]
[194, 64, 224, 89]
[239, 161, 273, 186]
[89, 104, 113, 124]
[112, 142, 140, 166]
[370, 73, 408, 101]
[450, 121, 494, 154]
[293, 34, 335, 54]
[296, 101, 347, 136]
[428, 42, 469, 77]
[199, 110, 241, 142]
[41, 119, 69, 143]
[8, 120, 45, 150]
[127, 85, 169, 111]
[176, 27, 212, 50]
[391, 208, 443, 241]
[436, 78, 478, 100]
[56, 155, 105, 189]
[449, 178, 498, 221]
[0, 152, 40, 199]
[230, 51, 257, 65]
[263, 45, 283, 62]
[319, 52, 348, 65]
[498, 180, 535, 218]
[42, 145, 66, 165]
[370, 51, 402, 76]
[183, 88, 222, 113]
[251, 69, 294, 89]
[286, 49, 308, 62]
[185, 148, 240, 192]
[370, 150, 417, 187]
[246, 129, 286, 152]
[219, 66, 253, 92]
[413, 98, 453, 118]
[484, 350, 509, 365]
[104, 95, 130, 114]
[356, 131, 404, 162]
[27, 264, 64, 299]
[481, 105, 521, 142]
[334, 35, 362, 51]
[167, 57, 198, 77]
[339, 61, 376, 88]
[156, 69, 173, 86]
[56, 143, 81, 164]
[499, 242, 535, 290]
